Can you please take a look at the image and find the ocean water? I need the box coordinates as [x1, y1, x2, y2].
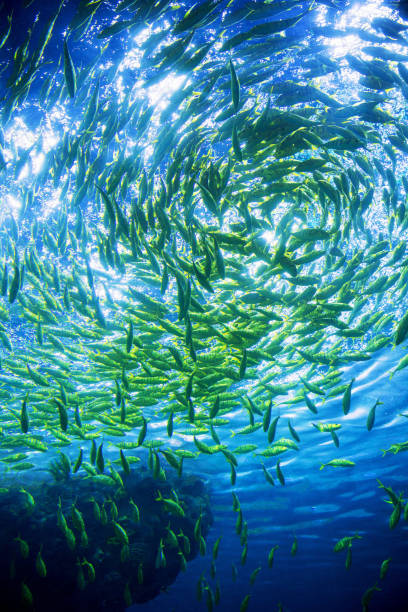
[0, 0, 408, 611]
[140, 345, 408, 612]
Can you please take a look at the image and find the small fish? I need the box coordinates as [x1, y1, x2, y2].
[361, 583, 381, 611]
[82, 558, 96, 582]
[240, 594, 250, 612]
[342, 378, 355, 415]
[380, 557, 391, 580]
[20, 582, 33, 607]
[395, 310, 408, 345]
[291, 534, 298, 556]
[263, 400, 272, 432]
[123, 582, 132, 607]
[262, 463, 275, 486]
[155, 538, 166, 568]
[249, 565, 261, 585]
[320, 459, 355, 470]
[331, 431, 340, 447]
[241, 542, 248, 565]
[113, 521, 129, 545]
[129, 498, 140, 523]
[389, 499, 402, 530]
[20, 393, 29, 433]
[119, 449, 130, 475]
[35, 549, 47, 577]
[229, 59, 240, 112]
[288, 418, 300, 442]
[96, 442, 104, 473]
[155, 490, 185, 516]
[267, 415, 280, 443]
[268, 544, 279, 568]
[312, 422, 341, 432]
[345, 544, 352, 570]
[334, 533, 362, 552]
[276, 460, 285, 485]
[15, 535, 29, 559]
[304, 394, 318, 414]
[8, 265, 20, 303]
[54, 398, 68, 431]
[63, 39, 76, 98]
[212, 536, 222, 560]
[367, 399, 382, 431]
[137, 417, 147, 446]
[73, 447, 83, 473]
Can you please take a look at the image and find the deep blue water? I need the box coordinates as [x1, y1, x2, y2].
[135, 346, 408, 612]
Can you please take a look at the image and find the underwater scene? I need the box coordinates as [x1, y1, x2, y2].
[0, 0, 408, 610]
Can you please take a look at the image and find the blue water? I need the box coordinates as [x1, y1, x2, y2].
[0, 0, 408, 610]
[135, 346, 408, 611]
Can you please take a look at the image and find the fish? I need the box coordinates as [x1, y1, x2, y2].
[320, 459, 355, 470]
[394, 311, 408, 345]
[212, 536, 222, 560]
[367, 399, 382, 431]
[334, 534, 362, 552]
[312, 422, 342, 432]
[389, 499, 402, 530]
[20, 393, 29, 433]
[381, 441, 408, 456]
[15, 535, 29, 558]
[361, 583, 381, 611]
[123, 582, 132, 607]
[276, 459, 285, 485]
[240, 594, 250, 612]
[342, 378, 355, 415]
[267, 415, 280, 443]
[345, 544, 352, 570]
[73, 448, 83, 473]
[35, 549, 47, 578]
[287, 418, 300, 442]
[63, 39, 76, 98]
[376, 480, 400, 506]
[155, 490, 185, 517]
[267, 544, 279, 568]
[229, 59, 240, 113]
[304, 394, 319, 414]
[96, 442, 104, 473]
[20, 583, 33, 607]
[379, 557, 391, 580]
[113, 521, 129, 545]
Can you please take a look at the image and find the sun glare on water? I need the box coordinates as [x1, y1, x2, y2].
[6, 194, 22, 214]
[146, 72, 188, 109]
[316, 0, 395, 58]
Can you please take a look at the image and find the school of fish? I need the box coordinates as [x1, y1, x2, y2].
[0, 0, 408, 610]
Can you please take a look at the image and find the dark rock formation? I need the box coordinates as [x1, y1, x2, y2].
[0, 467, 212, 611]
